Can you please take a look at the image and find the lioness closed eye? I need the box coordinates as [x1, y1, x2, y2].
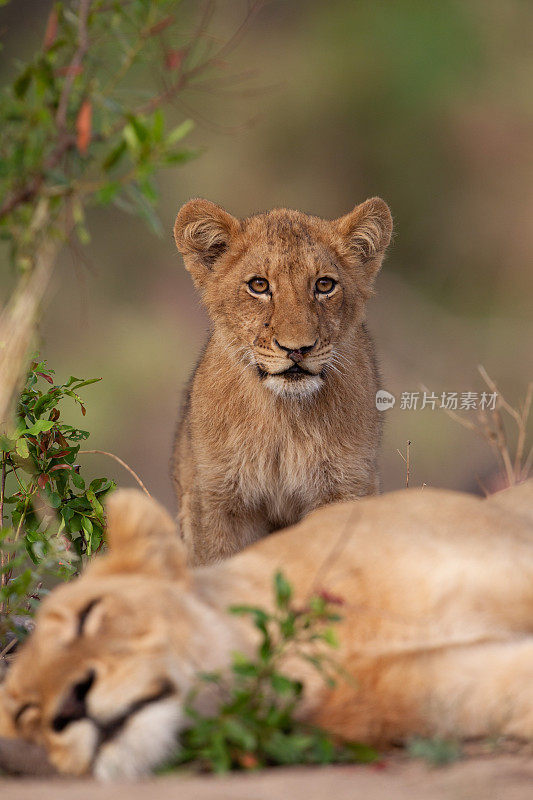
[172, 198, 393, 565]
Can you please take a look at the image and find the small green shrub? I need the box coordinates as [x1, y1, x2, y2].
[0, 357, 114, 642]
[162, 572, 378, 774]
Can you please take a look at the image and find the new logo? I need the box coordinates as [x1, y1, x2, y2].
[375, 390, 396, 410]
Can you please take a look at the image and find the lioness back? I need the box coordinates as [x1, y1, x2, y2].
[172, 198, 393, 565]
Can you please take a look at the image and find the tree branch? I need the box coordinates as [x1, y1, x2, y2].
[78, 450, 151, 496]
[55, 0, 92, 133]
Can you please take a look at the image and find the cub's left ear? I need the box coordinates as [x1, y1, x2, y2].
[334, 197, 393, 297]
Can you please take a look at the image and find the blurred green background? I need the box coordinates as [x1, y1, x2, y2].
[1, 0, 532, 508]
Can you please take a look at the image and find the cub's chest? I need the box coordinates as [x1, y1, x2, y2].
[232, 429, 334, 514]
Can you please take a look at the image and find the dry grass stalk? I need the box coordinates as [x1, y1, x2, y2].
[79, 449, 151, 497]
[396, 440, 411, 488]
[444, 366, 532, 488]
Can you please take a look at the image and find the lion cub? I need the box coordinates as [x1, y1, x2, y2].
[173, 198, 393, 564]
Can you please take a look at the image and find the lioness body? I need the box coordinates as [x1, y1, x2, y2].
[2, 483, 532, 779]
[173, 199, 392, 564]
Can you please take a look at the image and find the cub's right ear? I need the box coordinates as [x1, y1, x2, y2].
[174, 198, 241, 289]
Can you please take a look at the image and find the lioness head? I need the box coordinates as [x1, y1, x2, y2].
[0, 491, 197, 780]
[174, 198, 392, 398]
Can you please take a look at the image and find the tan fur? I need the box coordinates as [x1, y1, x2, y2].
[1, 482, 533, 779]
[172, 198, 393, 564]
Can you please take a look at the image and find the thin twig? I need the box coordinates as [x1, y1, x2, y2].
[522, 443, 533, 482]
[111, 0, 265, 133]
[491, 409, 515, 486]
[478, 365, 521, 424]
[0, 0, 92, 222]
[0, 136, 77, 222]
[396, 441, 411, 488]
[0, 637, 17, 661]
[78, 450, 151, 496]
[0, 0, 91, 220]
[0, 1, 263, 222]
[515, 382, 532, 479]
[55, 0, 92, 132]
[442, 408, 479, 434]
[444, 368, 532, 488]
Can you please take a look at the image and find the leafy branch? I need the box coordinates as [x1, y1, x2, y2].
[0, 0, 262, 428]
[163, 572, 376, 773]
[0, 359, 115, 636]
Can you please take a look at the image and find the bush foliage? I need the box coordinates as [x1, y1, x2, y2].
[163, 572, 377, 773]
[0, 358, 114, 641]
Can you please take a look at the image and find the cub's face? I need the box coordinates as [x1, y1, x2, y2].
[174, 198, 392, 398]
[0, 575, 190, 780]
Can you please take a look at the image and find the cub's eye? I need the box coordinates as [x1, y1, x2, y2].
[315, 277, 336, 294]
[248, 277, 270, 294]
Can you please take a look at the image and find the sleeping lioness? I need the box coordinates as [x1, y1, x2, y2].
[172, 198, 393, 564]
[1, 482, 532, 779]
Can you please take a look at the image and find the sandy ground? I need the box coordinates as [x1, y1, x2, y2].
[1, 756, 532, 800]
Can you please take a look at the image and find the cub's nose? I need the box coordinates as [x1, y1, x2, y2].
[52, 670, 95, 732]
[274, 339, 317, 362]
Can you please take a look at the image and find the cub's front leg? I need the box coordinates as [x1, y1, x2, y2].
[180, 488, 268, 565]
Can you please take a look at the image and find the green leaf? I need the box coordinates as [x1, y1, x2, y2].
[95, 182, 121, 204]
[321, 627, 339, 648]
[81, 515, 93, 542]
[341, 741, 380, 763]
[123, 123, 141, 153]
[68, 513, 82, 534]
[166, 118, 194, 145]
[138, 176, 158, 203]
[163, 149, 198, 166]
[222, 718, 256, 751]
[47, 491, 61, 509]
[229, 605, 269, 625]
[274, 571, 292, 609]
[126, 183, 163, 236]
[128, 115, 149, 144]
[152, 108, 164, 142]
[72, 472, 85, 490]
[24, 420, 54, 436]
[89, 524, 103, 552]
[87, 489, 104, 521]
[67, 378, 101, 390]
[15, 438, 29, 458]
[102, 140, 127, 172]
[270, 674, 299, 695]
[0, 434, 15, 451]
[13, 66, 33, 99]
[231, 657, 259, 678]
[61, 506, 74, 524]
